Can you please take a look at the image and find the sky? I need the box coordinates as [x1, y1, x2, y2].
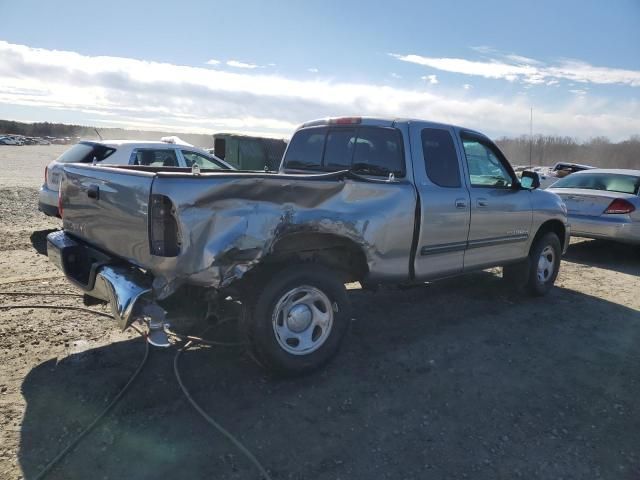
[0, 0, 639, 140]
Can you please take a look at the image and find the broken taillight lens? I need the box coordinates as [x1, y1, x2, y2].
[604, 198, 635, 214]
[150, 194, 180, 257]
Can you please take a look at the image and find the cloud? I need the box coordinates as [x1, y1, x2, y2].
[422, 74, 438, 84]
[226, 60, 259, 69]
[205, 59, 220, 66]
[569, 89, 588, 96]
[390, 72, 401, 79]
[391, 52, 640, 87]
[463, 84, 472, 90]
[0, 41, 638, 140]
[307, 68, 319, 73]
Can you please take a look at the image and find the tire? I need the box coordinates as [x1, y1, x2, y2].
[242, 264, 351, 376]
[524, 232, 562, 296]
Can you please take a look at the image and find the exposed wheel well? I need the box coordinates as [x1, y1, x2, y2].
[532, 219, 566, 252]
[263, 233, 369, 283]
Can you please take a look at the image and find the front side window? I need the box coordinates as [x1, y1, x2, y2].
[133, 149, 178, 167]
[462, 137, 513, 188]
[421, 128, 461, 187]
[181, 150, 225, 169]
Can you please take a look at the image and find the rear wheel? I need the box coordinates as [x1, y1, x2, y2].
[242, 264, 351, 375]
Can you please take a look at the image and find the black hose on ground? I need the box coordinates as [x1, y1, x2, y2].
[33, 334, 149, 480]
[0, 304, 113, 319]
[0, 291, 83, 297]
[3, 302, 269, 479]
[174, 341, 272, 480]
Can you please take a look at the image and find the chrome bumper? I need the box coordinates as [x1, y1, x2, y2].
[46, 231, 154, 329]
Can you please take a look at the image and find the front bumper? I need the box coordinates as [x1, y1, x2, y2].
[47, 231, 154, 329]
[568, 214, 640, 245]
[38, 185, 60, 217]
[563, 222, 571, 254]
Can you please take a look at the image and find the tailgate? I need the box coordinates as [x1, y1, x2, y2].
[60, 164, 155, 266]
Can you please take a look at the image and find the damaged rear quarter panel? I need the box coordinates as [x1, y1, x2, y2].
[148, 172, 416, 298]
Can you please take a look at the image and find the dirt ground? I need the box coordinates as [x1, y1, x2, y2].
[1, 145, 639, 480]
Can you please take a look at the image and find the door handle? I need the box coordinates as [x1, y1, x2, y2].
[455, 198, 467, 209]
[87, 184, 99, 200]
[476, 198, 488, 207]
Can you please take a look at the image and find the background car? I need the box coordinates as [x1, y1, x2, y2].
[0, 136, 19, 145]
[539, 162, 596, 189]
[39, 139, 233, 217]
[547, 169, 640, 246]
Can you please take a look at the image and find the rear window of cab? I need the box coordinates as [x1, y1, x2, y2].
[56, 142, 116, 163]
[283, 126, 405, 177]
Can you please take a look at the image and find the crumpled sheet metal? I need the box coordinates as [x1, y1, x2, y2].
[149, 173, 416, 299]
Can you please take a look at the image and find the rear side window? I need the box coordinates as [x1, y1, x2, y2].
[552, 173, 640, 194]
[283, 127, 327, 170]
[421, 128, 461, 187]
[56, 143, 116, 163]
[133, 149, 178, 167]
[283, 126, 404, 177]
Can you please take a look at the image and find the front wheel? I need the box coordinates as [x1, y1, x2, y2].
[503, 232, 562, 296]
[243, 264, 351, 376]
[525, 232, 562, 296]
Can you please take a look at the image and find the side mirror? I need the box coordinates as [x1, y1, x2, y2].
[520, 170, 540, 190]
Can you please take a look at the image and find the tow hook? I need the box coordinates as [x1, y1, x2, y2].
[140, 303, 171, 347]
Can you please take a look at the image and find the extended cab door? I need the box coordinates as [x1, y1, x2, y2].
[411, 124, 471, 279]
[457, 131, 533, 269]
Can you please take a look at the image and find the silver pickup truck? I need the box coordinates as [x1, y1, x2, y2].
[47, 117, 569, 374]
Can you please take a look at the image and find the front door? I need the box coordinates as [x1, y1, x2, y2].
[458, 132, 533, 269]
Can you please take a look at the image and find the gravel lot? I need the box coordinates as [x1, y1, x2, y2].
[1, 145, 639, 479]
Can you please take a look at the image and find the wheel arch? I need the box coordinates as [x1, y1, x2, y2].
[531, 219, 567, 253]
[263, 232, 369, 283]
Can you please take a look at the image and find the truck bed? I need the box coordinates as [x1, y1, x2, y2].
[60, 164, 417, 299]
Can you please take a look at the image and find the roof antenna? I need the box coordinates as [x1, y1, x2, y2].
[94, 128, 103, 141]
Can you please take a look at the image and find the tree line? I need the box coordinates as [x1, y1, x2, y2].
[1, 119, 638, 169]
[495, 135, 640, 169]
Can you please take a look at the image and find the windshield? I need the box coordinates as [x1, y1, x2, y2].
[552, 172, 640, 195]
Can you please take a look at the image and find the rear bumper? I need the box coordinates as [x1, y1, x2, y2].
[38, 185, 60, 217]
[47, 231, 154, 329]
[568, 214, 640, 245]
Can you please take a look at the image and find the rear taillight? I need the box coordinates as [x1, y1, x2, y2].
[604, 198, 635, 214]
[150, 194, 180, 256]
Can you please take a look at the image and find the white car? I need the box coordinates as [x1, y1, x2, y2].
[38, 140, 233, 217]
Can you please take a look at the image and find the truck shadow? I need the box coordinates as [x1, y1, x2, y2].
[29, 228, 58, 255]
[17, 274, 640, 479]
[563, 238, 640, 276]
